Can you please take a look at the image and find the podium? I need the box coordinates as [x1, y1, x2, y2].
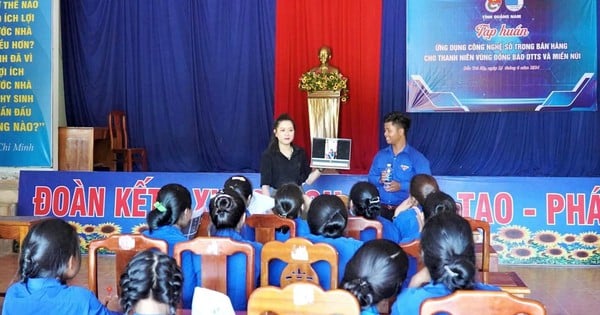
[306, 90, 341, 140]
[58, 127, 112, 171]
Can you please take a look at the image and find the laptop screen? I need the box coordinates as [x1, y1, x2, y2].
[310, 137, 352, 170]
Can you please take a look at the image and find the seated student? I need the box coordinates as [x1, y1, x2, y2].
[341, 239, 409, 315]
[266, 183, 311, 286]
[421, 190, 459, 222]
[304, 194, 364, 290]
[409, 173, 439, 206]
[143, 183, 196, 308]
[272, 182, 310, 240]
[2, 218, 120, 315]
[349, 181, 400, 243]
[407, 190, 461, 288]
[391, 212, 500, 315]
[223, 175, 255, 240]
[209, 188, 262, 311]
[392, 174, 439, 243]
[119, 250, 182, 315]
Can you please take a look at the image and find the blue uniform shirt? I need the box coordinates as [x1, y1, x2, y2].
[2, 278, 121, 315]
[391, 281, 501, 315]
[144, 225, 198, 308]
[355, 216, 400, 243]
[361, 305, 380, 315]
[275, 217, 310, 241]
[368, 144, 431, 206]
[393, 208, 421, 243]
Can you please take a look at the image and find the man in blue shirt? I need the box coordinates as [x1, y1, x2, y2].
[368, 112, 431, 220]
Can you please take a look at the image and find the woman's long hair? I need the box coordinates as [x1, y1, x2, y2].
[421, 212, 476, 291]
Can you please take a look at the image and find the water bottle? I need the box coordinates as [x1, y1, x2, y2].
[383, 163, 393, 184]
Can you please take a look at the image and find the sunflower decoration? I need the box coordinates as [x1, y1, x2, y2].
[81, 224, 97, 235]
[78, 236, 89, 252]
[68, 221, 84, 234]
[562, 233, 578, 244]
[491, 243, 507, 255]
[531, 230, 561, 247]
[496, 225, 531, 244]
[508, 246, 537, 260]
[542, 247, 567, 258]
[96, 222, 122, 237]
[299, 71, 349, 102]
[576, 231, 600, 247]
[570, 249, 595, 261]
[131, 223, 149, 234]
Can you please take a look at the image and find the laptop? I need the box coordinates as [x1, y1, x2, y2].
[310, 137, 352, 170]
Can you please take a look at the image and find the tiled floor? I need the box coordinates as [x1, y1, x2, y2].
[0, 252, 598, 314]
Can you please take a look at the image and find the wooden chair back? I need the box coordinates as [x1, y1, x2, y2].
[194, 211, 212, 238]
[87, 234, 168, 297]
[465, 217, 491, 272]
[108, 110, 129, 150]
[245, 214, 296, 244]
[419, 290, 547, 315]
[400, 239, 424, 271]
[261, 237, 339, 289]
[108, 110, 148, 171]
[247, 282, 360, 315]
[173, 237, 255, 301]
[344, 216, 383, 240]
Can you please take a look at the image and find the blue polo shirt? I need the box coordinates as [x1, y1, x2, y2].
[368, 144, 431, 206]
[2, 278, 121, 315]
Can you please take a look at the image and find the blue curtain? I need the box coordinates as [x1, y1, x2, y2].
[62, 1, 600, 176]
[61, 0, 275, 172]
[380, 0, 600, 176]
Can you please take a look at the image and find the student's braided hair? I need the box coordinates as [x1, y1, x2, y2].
[119, 250, 183, 315]
[18, 218, 81, 284]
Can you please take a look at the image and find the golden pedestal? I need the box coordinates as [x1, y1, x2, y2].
[307, 90, 341, 139]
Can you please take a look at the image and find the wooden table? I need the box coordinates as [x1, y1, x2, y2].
[0, 216, 46, 249]
[477, 271, 530, 297]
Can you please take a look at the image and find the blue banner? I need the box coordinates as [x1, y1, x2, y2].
[406, 0, 597, 112]
[0, 0, 52, 166]
[17, 171, 600, 265]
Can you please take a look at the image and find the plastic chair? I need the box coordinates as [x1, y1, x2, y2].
[108, 110, 148, 171]
[465, 217, 491, 272]
[344, 216, 383, 240]
[245, 214, 296, 244]
[87, 234, 168, 297]
[419, 290, 547, 315]
[247, 282, 360, 315]
[261, 237, 339, 289]
[173, 237, 255, 302]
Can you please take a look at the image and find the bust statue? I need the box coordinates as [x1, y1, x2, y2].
[310, 46, 339, 74]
